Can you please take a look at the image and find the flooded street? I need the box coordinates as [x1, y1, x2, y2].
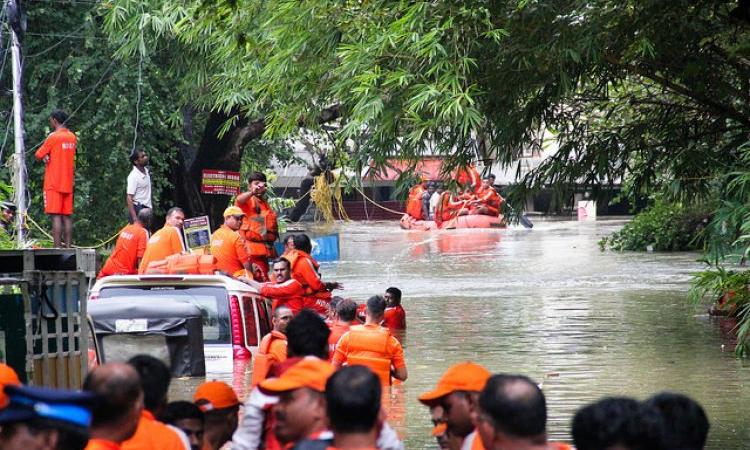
[175, 219, 750, 449]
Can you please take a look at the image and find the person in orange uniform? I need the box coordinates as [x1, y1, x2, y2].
[193, 381, 240, 450]
[83, 363, 144, 450]
[332, 295, 407, 386]
[383, 287, 406, 330]
[210, 206, 252, 276]
[472, 175, 503, 216]
[236, 171, 278, 277]
[122, 355, 187, 450]
[328, 298, 357, 359]
[138, 207, 186, 274]
[435, 189, 468, 228]
[454, 164, 482, 193]
[35, 109, 77, 248]
[418, 362, 491, 450]
[285, 234, 342, 316]
[98, 208, 152, 278]
[251, 306, 293, 386]
[325, 366, 383, 450]
[258, 358, 335, 448]
[405, 180, 428, 220]
[241, 258, 306, 314]
[0, 363, 20, 409]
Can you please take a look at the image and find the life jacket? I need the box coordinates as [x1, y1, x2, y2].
[251, 330, 287, 386]
[405, 185, 426, 220]
[145, 254, 216, 275]
[284, 249, 326, 295]
[237, 195, 279, 257]
[435, 191, 460, 226]
[346, 325, 393, 386]
[454, 165, 481, 192]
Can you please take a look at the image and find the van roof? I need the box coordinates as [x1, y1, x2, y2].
[92, 274, 260, 294]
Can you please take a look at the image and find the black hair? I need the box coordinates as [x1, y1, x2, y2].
[248, 171, 267, 183]
[292, 234, 313, 254]
[283, 234, 295, 245]
[166, 207, 184, 219]
[336, 298, 358, 322]
[479, 374, 546, 438]
[272, 257, 291, 269]
[644, 392, 709, 450]
[129, 148, 145, 164]
[0, 418, 89, 450]
[571, 397, 641, 450]
[83, 365, 143, 428]
[137, 207, 153, 228]
[326, 366, 381, 434]
[127, 355, 172, 413]
[159, 401, 204, 425]
[330, 296, 344, 311]
[366, 295, 386, 317]
[385, 287, 402, 304]
[286, 309, 330, 359]
[50, 109, 69, 125]
[616, 403, 668, 450]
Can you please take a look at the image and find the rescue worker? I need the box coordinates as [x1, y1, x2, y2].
[122, 355, 188, 450]
[0, 384, 93, 450]
[236, 171, 278, 276]
[193, 381, 240, 450]
[210, 206, 252, 276]
[429, 405, 451, 450]
[475, 374, 564, 450]
[83, 362, 144, 450]
[454, 164, 481, 193]
[138, 207, 186, 274]
[0, 201, 17, 237]
[241, 258, 305, 314]
[328, 298, 357, 359]
[285, 234, 342, 316]
[35, 109, 77, 248]
[325, 366, 382, 450]
[251, 306, 293, 386]
[418, 362, 491, 450]
[160, 402, 205, 450]
[472, 175, 502, 216]
[98, 208, 152, 278]
[405, 179, 428, 220]
[383, 287, 406, 330]
[435, 189, 468, 228]
[332, 295, 408, 386]
[126, 149, 152, 224]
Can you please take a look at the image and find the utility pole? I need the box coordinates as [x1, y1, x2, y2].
[6, 0, 25, 246]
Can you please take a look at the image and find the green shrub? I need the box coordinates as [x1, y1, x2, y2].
[599, 202, 709, 251]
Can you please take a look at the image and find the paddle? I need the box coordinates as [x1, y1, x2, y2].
[506, 204, 534, 229]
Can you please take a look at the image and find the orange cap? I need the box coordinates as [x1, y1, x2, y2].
[259, 358, 335, 394]
[0, 364, 20, 408]
[431, 423, 447, 437]
[418, 362, 491, 406]
[193, 380, 239, 412]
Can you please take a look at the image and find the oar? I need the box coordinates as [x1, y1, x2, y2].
[506, 203, 533, 229]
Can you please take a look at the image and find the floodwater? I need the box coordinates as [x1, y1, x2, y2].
[176, 219, 750, 449]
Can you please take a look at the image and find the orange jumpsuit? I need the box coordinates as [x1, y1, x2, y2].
[121, 410, 186, 450]
[332, 324, 406, 386]
[327, 321, 351, 361]
[98, 223, 148, 278]
[435, 191, 465, 227]
[210, 224, 250, 275]
[454, 164, 481, 192]
[251, 331, 287, 386]
[405, 185, 426, 220]
[138, 226, 185, 274]
[284, 249, 332, 314]
[35, 128, 77, 215]
[236, 194, 278, 275]
[475, 186, 502, 216]
[383, 305, 406, 330]
[259, 278, 305, 314]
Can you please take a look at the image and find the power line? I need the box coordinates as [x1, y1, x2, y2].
[26, 22, 88, 58]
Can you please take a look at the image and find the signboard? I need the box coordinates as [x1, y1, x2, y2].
[201, 170, 241, 195]
[183, 215, 212, 252]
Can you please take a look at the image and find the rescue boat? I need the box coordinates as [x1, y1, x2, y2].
[399, 213, 506, 230]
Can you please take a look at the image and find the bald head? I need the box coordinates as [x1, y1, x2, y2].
[83, 363, 143, 430]
[272, 306, 293, 333]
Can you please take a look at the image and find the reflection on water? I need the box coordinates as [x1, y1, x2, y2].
[170, 220, 750, 450]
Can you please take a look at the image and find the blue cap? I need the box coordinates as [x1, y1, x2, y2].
[0, 384, 94, 428]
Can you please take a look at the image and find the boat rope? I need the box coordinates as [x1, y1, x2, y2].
[310, 173, 349, 223]
[351, 185, 404, 216]
[25, 213, 121, 249]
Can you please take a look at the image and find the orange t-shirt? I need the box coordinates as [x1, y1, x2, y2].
[259, 278, 305, 313]
[332, 323, 406, 369]
[85, 439, 121, 450]
[138, 226, 185, 274]
[35, 128, 76, 193]
[327, 321, 350, 360]
[383, 305, 406, 330]
[210, 225, 250, 274]
[121, 410, 186, 450]
[98, 223, 148, 278]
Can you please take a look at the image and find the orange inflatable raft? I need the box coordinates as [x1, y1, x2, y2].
[399, 213, 506, 230]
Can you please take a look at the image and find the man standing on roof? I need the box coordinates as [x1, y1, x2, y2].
[99, 208, 152, 278]
[418, 362, 491, 450]
[236, 171, 278, 277]
[332, 295, 407, 386]
[241, 258, 305, 314]
[138, 207, 186, 274]
[126, 149, 152, 224]
[35, 109, 77, 248]
[251, 306, 293, 387]
[210, 206, 253, 276]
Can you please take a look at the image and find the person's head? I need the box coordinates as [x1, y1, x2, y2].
[165, 207, 185, 229]
[127, 354, 171, 416]
[272, 257, 292, 283]
[336, 298, 357, 323]
[286, 309, 330, 359]
[193, 381, 240, 449]
[273, 306, 294, 333]
[260, 358, 334, 444]
[0, 385, 93, 450]
[572, 397, 641, 450]
[326, 366, 382, 437]
[83, 362, 143, 444]
[328, 296, 344, 320]
[384, 287, 402, 307]
[222, 206, 244, 232]
[0, 363, 20, 408]
[365, 295, 386, 322]
[49, 110, 68, 129]
[160, 401, 204, 450]
[476, 374, 547, 450]
[429, 405, 450, 450]
[136, 207, 153, 229]
[644, 392, 708, 450]
[419, 362, 491, 440]
[427, 182, 437, 194]
[129, 149, 148, 168]
[1, 201, 16, 224]
[481, 177, 492, 189]
[248, 171, 267, 196]
[488, 174, 496, 184]
[292, 234, 313, 254]
[283, 234, 295, 252]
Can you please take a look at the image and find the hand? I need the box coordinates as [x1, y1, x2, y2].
[325, 281, 343, 290]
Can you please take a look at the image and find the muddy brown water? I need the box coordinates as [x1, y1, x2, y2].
[171, 220, 750, 449]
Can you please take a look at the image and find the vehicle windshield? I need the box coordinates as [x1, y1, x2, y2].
[97, 286, 230, 344]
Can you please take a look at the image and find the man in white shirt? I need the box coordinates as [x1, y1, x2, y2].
[429, 182, 443, 220]
[127, 149, 152, 223]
